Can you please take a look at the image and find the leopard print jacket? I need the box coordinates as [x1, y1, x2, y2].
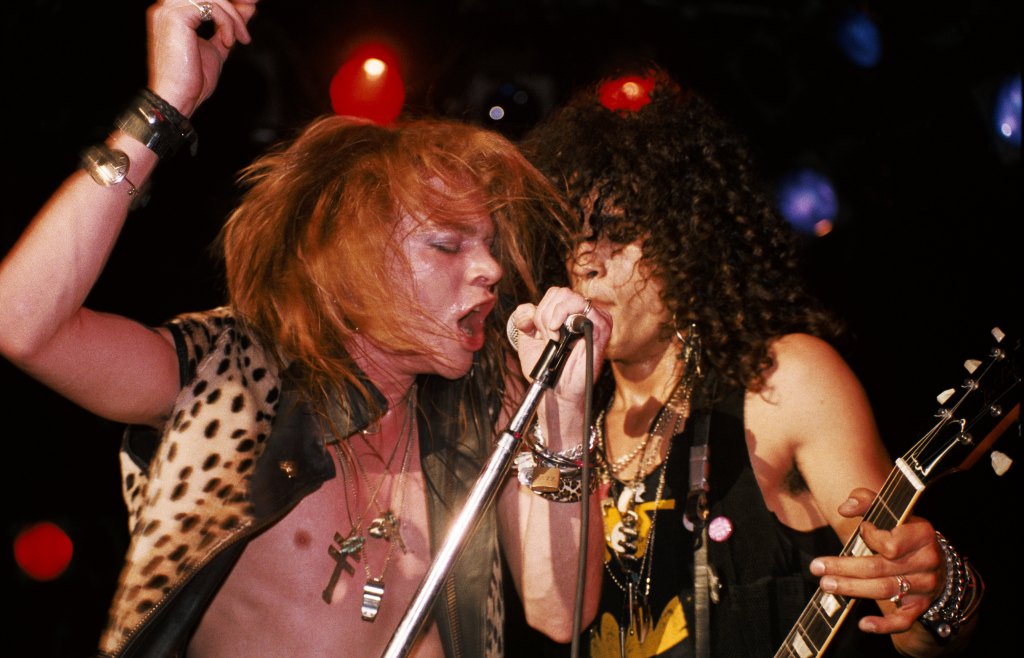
[96, 307, 504, 657]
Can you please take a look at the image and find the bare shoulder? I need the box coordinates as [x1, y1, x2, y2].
[747, 333, 891, 530]
[748, 333, 865, 413]
[768, 333, 854, 385]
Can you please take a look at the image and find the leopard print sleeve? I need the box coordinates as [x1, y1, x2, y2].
[118, 307, 241, 529]
[165, 307, 238, 386]
[104, 307, 283, 654]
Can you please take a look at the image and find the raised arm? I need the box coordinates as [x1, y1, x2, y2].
[0, 0, 258, 427]
[497, 286, 610, 642]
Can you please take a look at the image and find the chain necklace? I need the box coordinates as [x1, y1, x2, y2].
[598, 359, 697, 652]
[598, 368, 692, 483]
[321, 384, 417, 622]
[605, 431, 661, 476]
[601, 428, 674, 650]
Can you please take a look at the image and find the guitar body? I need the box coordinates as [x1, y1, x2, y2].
[774, 328, 1020, 658]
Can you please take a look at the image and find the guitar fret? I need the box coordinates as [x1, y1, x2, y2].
[848, 533, 870, 557]
[871, 497, 900, 530]
[791, 629, 815, 658]
[783, 592, 849, 658]
[817, 592, 844, 618]
[867, 473, 920, 532]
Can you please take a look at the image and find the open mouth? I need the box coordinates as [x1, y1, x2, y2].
[457, 300, 495, 342]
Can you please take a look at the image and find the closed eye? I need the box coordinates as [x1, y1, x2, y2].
[431, 242, 461, 254]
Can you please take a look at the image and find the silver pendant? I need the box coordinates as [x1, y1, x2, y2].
[361, 577, 385, 621]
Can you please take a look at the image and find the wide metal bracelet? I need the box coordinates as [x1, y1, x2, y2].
[115, 89, 198, 158]
[80, 144, 147, 210]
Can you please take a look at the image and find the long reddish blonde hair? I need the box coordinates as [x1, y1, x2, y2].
[219, 115, 569, 419]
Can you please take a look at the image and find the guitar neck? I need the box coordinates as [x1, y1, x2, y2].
[773, 462, 924, 658]
[774, 328, 1020, 658]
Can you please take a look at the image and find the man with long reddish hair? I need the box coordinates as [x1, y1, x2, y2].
[0, 1, 605, 655]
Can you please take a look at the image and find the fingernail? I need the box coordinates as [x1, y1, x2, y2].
[840, 497, 858, 510]
[820, 576, 837, 593]
[810, 559, 825, 576]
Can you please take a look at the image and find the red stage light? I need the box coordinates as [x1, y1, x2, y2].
[598, 75, 655, 113]
[330, 44, 405, 126]
[14, 521, 73, 582]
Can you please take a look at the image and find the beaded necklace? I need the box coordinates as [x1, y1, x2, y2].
[597, 360, 696, 649]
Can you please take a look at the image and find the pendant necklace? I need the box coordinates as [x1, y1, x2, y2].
[597, 361, 696, 655]
[322, 384, 416, 623]
[354, 392, 415, 622]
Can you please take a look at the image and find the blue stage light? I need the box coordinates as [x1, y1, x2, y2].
[776, 168, 838, 237]
[993, 73, 1021, 147]
[836, 10, 882, 69]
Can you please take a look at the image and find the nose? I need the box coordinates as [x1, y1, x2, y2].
[471, 246, 503, 288]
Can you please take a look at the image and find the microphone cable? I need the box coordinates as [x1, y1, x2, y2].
[570, 320, 594, 658]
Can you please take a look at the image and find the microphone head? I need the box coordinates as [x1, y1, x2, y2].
[564, 313, 591, 335]
[506, 314, 520, 351]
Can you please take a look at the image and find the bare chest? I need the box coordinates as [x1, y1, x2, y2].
[187, 460, 445, 657]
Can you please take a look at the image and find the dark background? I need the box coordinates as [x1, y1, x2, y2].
[1, 1, 1019, 656]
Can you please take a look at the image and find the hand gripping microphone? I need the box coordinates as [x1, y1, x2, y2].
[506, 313, 591, 388]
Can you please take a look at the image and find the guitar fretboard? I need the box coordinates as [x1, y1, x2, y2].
[774, 461, 923, 658]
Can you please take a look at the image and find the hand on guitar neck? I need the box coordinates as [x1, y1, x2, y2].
[777, 327, 1019, 658]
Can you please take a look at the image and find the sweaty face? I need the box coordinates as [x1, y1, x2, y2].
[386, 210, 502, 379]
[569, 237, 671, 363]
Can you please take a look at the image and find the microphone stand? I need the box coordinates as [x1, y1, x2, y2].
[381, 324, 585, 658]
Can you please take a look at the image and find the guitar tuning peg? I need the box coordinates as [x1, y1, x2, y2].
[936, 388, 955, 404]
[964, 359, 981, 374]
[991, 450, 1013, 476]
[991, 326, 1005, 343]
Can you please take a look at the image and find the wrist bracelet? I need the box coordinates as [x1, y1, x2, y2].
[919, 532, 984, 639]
[514, 421, 599, 502]
[522, 421, 597, 471]
[115, 88, 198, 158]
[80, 144, 148, 210]
[513, 450, 598, 502]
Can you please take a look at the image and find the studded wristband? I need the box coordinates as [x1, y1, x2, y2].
[919, 532, 984, 639]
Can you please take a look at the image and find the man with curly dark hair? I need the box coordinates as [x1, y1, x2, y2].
[521, 65, 981, 657]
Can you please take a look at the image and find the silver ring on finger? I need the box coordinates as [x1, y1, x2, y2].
[889, 574, 910, 607]
[190, 0, 214, 22]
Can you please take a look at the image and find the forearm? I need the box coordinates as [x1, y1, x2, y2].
[0, 130, 157, 362]
[498, 393, 604, 643]
[497, 475, 603, 643]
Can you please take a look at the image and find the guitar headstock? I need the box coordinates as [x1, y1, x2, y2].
[904, 327, 1021, 486]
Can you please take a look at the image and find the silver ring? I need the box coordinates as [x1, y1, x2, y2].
[889, 574, 910, 607]
[191, 1, 214, 22]
[581, 298, 593, 317]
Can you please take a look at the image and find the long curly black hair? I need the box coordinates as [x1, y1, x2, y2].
[523, 63, 844, 393]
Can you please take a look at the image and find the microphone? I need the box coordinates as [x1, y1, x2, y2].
[506, 313, 589, 352]
[507, 313, 591, 388]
